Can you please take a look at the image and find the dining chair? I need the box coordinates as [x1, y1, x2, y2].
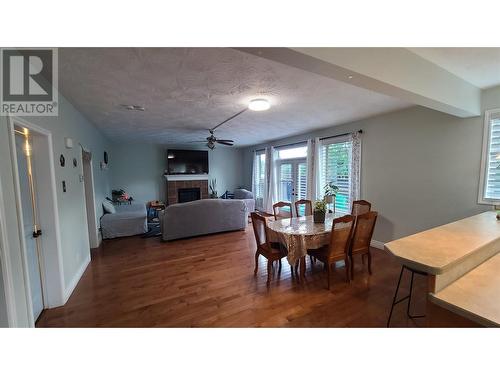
[351, 200, 372, 265]
[273, 201, 293, 220]
[349, 211, 378, 280]
[251, 212, 289, 285]
[351, 200, 371, 216]
[307, 215, 355, 290]
[294, 199, 312, 217]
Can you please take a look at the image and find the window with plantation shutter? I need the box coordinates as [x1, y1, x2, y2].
[479, 109, 500, 204]
[319, 137, 352, 213]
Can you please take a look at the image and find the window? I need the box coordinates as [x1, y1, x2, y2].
[253, 150, 266, 209]
[319, 138, 352, 212]
[479, 109, 500, 204]
[276, 144, 308, 208]
[278, 145, 307, 159]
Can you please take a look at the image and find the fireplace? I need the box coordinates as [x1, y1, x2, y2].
[178, 187, 201, 203]
[166, 178, 208, 205]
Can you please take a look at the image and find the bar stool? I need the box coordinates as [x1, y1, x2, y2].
[387, 265, 427, 327]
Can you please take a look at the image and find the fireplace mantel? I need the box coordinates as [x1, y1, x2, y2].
[164, 174, 209, 181]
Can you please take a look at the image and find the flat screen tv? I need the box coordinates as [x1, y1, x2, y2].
[166, 149, 209, 175]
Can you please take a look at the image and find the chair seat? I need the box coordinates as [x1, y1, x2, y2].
[259, 242, 287, 258]
[308, 246, 345, 263]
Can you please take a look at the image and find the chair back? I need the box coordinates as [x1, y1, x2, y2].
[294, 199, 312, 217]
[351, 200, 371, 216]
[251, 212, 270, 248]
[273, 201, 293, 220]
[351, 211, 378, 252]
[327, 215, 355, 258]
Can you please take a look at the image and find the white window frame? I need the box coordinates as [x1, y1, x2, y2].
[319, 135, 352, 213]
[478, 109, 500, 205]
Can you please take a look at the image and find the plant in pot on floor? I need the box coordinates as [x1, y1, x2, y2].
[313, 199, 327, 223]
[324, 181, 339, 213]
[209, 178, 218, 199]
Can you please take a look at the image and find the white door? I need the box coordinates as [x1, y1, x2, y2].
[15, 129, 44, 321]
[278, 159, 308, 214]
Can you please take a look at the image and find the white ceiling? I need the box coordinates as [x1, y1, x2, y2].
[408, 48, 500, 89]
[58, 48, 410, 147]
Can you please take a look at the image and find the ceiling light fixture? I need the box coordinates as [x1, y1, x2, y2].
[121, 104, 145, 111]
[248, 98, 271, 111]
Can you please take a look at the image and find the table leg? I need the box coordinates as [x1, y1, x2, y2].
[300, 256, 306, 279]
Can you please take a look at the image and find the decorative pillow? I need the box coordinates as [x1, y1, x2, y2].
[102, 200, 116, 214]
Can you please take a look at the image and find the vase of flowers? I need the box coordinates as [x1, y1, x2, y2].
[209, 178, 218, 199]
[313, 200, 327, 223]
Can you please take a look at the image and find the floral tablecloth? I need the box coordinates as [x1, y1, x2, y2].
[266, 213, 343, 265]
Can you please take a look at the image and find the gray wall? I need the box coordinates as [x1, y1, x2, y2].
[242, 86, 500, 243]
[109, 144, 245, 203]
[0, 95, 112, 326]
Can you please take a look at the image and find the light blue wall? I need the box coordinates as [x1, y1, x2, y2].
[242, 86, 500, 243]
[110, 143, 166, 204]
[0, 95, 112, 326]
[109, 144, 245, 203]
[0, 257, 7, 327]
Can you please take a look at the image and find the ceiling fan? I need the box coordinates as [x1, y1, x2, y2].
[191, 99, 271, 149]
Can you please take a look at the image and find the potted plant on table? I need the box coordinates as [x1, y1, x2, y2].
[313, 199, 327, 223]
[324, 182, 339, 213]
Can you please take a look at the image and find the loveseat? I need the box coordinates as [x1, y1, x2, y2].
[101, 202, 148, 239]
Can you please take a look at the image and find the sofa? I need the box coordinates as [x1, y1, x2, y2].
[101, 202, 148, 239]
[160, 199, 247, 241]
[233, 188, 255, 214]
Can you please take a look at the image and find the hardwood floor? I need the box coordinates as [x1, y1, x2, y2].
[36, 226, 427, 327]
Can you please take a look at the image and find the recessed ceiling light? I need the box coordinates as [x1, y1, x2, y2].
[248, 98, 271, 111]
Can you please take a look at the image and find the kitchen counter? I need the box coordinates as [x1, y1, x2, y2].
[429, 253, 500, 327]
[385, 211, 500, 276]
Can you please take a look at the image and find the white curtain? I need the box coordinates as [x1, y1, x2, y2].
[306, 139, 315, 201]
[314, 137, 323, 201]
[265, 146, 278, 214]
[349, 131, 362, 204]
[251, 149, 257, 195]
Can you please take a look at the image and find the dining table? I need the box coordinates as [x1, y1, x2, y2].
[266, 212, 344, 278]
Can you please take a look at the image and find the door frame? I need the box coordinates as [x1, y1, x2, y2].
[277, 157, 307, 205]
[81, 148, 99, 248]
[7, 116, 65, 326]
[0, 174, 17, 326]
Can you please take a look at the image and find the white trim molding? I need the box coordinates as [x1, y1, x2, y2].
[64, 255, 90, 303]
[370, 239, 385, 250]
[478, 108, 500, 205]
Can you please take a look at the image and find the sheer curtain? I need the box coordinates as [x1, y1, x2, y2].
[306, 139, 315, 201]
[349, 131, 362, 204]
[265, 147, 278, 214]
[314, 137, 323, 201]
[251, 149, 257, 198]
[306, 138, 323, 201]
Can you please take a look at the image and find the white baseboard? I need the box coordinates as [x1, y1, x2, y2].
[370, 239, 386, 250]
[63, 255, 90, 303]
